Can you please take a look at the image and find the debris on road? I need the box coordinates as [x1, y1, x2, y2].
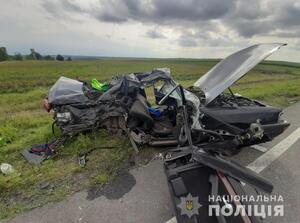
[0, 163, 14, 175]
[37, 182, 51, 190]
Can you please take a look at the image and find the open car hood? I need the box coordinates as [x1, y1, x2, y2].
[194, 43, 286, 105]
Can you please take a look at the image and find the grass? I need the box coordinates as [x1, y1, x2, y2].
[0, 59, 300, 220]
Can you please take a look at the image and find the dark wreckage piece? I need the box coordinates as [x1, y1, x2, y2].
[163, 80, 272, 223]
[164, 149, 269, 223]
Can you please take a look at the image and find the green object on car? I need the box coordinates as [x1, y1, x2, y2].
[91, 79, 109, 92]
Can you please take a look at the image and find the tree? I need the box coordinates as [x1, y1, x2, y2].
[56, 54, 64, 61]
[0, 47, 8, 61]
[67, 56, 72, 61]
[27, 48, 36, 60]
[35, 52, 43, 60]
[14, 53, 23, 61]
[44, 55, 53, 60]
[29, 48, 43, 60]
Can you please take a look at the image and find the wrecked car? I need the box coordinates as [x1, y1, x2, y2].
[43, 43, 289, 157]
[22, 43, 290, 222]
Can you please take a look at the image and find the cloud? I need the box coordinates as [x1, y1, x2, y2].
[145, 29, 166, 39]
[276, 1, 300, 27]
[88, 0, 236, 24]
[150, 0, 235, 21]
[178, 36, 198, 47]
[223, 0, 300, 38]
[42, 1, 62, 18]
[41, 0, 300, 44]
[2, 0, 300, 61]
[43, 0, 236, 26]
[61, 0, 84, 13]
[41, 0, 85, 20]
[272, 30, 300, 38]
[96, 13, 128, 23]
[42, 0, 300, 45]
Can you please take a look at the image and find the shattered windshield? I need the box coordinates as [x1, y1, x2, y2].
[159, 80, 183, 106]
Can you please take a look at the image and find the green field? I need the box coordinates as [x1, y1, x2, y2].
[0, 59, 300, 220]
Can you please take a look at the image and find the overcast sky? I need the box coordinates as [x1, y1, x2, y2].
[1, 0, 300, 62]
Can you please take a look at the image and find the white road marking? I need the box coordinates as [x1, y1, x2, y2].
[251, 145, 268, 153]
[165, 217, 177, 223]
[165, 127, 300, 223]
[247, 127, 300, 173]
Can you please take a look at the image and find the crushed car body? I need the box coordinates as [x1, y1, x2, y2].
[22, 43, 290, 222]
[43, 44, 289, 157]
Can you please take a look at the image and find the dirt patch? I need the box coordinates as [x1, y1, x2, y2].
[86, 148, 159, 200]
[86, 168, 136, 200]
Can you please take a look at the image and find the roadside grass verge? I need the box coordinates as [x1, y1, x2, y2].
[233, 78, 300, 106]
[0, 59, 299, 220]
[0, 128, 132, 220]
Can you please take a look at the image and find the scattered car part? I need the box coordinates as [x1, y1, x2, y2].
[37, 182, 51, 190]
[164, 155, 265, 223]
[0, 163, 14, 175]
[77, 144, 120, 167]
[21, 137, 67, 165]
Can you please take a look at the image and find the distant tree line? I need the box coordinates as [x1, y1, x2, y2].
[0, 47, 72, 62]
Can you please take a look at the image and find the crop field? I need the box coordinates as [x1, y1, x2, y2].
[0, 59, 300, 220]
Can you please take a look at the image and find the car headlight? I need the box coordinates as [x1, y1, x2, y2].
[56, 112, 72, 123]
[278, 112, 284, 122]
